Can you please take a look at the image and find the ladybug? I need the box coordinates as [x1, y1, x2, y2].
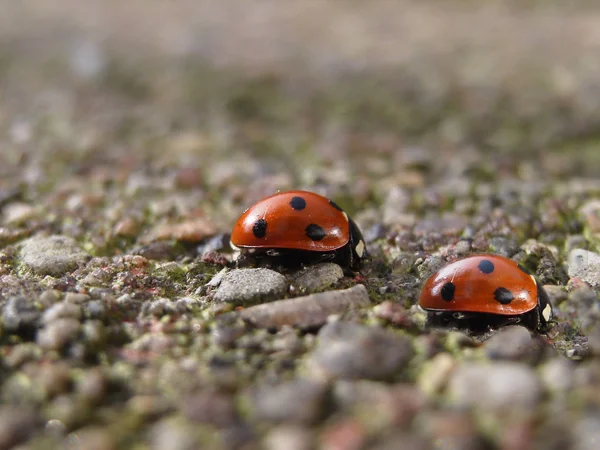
[418, 254, 552, 331]
[230, 190, 366, 269]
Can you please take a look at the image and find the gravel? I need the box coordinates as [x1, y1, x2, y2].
[568, 249, 600, 287]
[213, 268, 289, 305]
[291, 262, 344, 293]
[19, 235, 89, 277]
[308, 322, 414, 381]
[447, 362, 542, 410]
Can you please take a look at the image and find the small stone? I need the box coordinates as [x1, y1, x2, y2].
[150, 417, 197, 450]
[64, 426, 116, 450]
[42, 302, 82, 324]
[39, 289, 62, 305]
[213, 268, 289, 305]
[483, 326, 550, 363]
[0, 407, 39, 449]
[418, 352, 456, 396]
[309, 322, 414, 381]
[39, 363, 72, 397]
[182, 391, 238, 427]
[264, 425, 314, 450]
[76, 369, 107, 404]
[2, 202, 37, 225]
[448, 362, 541, 410]
[20, 235, 89, 277]
[540, 358, 574, 393]
[580, 199, 600, 234]
[2, 295, 41, 333]
[64, 292, 91, 304]
[84, 301, 106, 320]
[227, 284, 371, 329]
[251, 378, 329, 425]
[143, 218, 216, 243]
[37, 318, 81, 350]
[575, 413, 600, 450]
[382, 187, 415, 227]
[291, 263, 344, 293]
[113, 217, 141, 237]
[568, 249, 600, 287]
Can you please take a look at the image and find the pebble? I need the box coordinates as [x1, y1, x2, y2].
[64, 292, 91, 304]
[76, 369, 108, 404]
[447, 362, 542, 410]
[2, 295, 41, 333]
[42, 302, 83, 324]
[182, 391, 238, 427]
[308, 322, 414, 381]
[38, 363, 72, 397]
[226, 284, 371, 329]
[19, 235, 89, 277]
[418, 352, 456, 396]
[264, 425, 314, 450]
[382, 187, 415, 227]
[37, 318, 82, 350]
[213, 268, 289, 305]
[575, 413, 600, 450]
[64, 426, 116, 450]
[483, 326, 550, 363]
[540, 358, 574, 393]
[568, 249, 600, 287]
[291, 263, 344, 293]
[150, 417, 197, 450]
[0, 407, 39, 449]
[580, 199, 600, 234]
[250, 378, 328, 425]
[142, 218, 216, 243]
[2, 202, 37, 225]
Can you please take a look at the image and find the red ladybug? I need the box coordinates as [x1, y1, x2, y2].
[418, 254, 552, 331]
[230, 190, 365, 269]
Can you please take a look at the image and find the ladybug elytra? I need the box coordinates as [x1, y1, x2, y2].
[230, 190, 366, 269]
[418, 254, 552, 331]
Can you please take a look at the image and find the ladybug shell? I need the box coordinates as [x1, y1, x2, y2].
[230, 190, 350, 252]
[419, 255, 540, 316]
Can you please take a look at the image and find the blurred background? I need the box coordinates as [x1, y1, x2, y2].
[1, 0, 600, 233]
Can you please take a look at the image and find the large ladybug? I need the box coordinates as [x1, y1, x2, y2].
[418, 254, 552, 331]
[230, 190, 366, 269]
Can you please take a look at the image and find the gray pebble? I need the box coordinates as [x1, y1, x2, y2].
[264, 425, 314, 450]
[37, 318, 81, 350]
[540, 358, 574, 393]
[291, 263, 344, 293]
[489, 237, 520, 257]
[182, 391, 238, 427]
[42, 302, 82, 324]
[483, 326, 550, 363]
[309, 322, 414, 381]
[250, 378, 328, 425]
[19, 235, 89, 277]
[213, 268, 289, 305]
[64, 292, 91, 304]
[0, 407, 39, 449]
[151, 417, 197, 450]
[575, 413, 600, 450]
[84, 300, 106, 320]
[448, 362, 541, 410]
[568, 249, 600, 286]
[2, 295, 40, 333]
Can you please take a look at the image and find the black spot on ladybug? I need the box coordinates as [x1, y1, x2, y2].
[478, 259, 495, 274]
[252, 219, 267, 238]
[441, 282, 456, 301]
[494, 287, 514, 304]
[305, 224, 326, 241]
[289, 196, 307, 210]
[517, 263, 531, 275]
[329, 200, 344, 211]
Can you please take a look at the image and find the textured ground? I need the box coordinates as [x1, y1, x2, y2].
[2, 1, 600, 449]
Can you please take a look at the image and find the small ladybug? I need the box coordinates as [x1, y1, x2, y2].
[418, 254, 552, 331]
[230, 190, 366, 269]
